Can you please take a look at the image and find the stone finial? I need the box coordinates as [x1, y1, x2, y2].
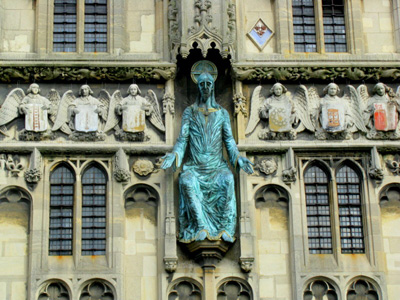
[369, 146, 384, 181]
[283, 147, 297, 184]
[113, 148, 130, 183]
[25, 148, 42, 183]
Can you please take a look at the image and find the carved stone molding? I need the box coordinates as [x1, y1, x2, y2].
[232, 66, 400, 82]
[239, 257, 254, 273]
[369, 146, 384, 182]
[113, 148, 130, 183]
[255, 184, 289, 208]
[379, 183, 400, 206]
[183, 239, 230, 268]
[164, 257, 178, 273]
[0, 187, 31, 205]
[3, 154, 24, 177]
[233, 93, 247, 116]
[168, 280, 202, 300]
[0, 66, 176, 83]
[386, 154, 400, 175]
[347, 279, 379, 300]
[163, 93, 176, 115]
[217, 280, 252, 299]
[80, 280, 114, 300]
[125, 184, 159, 208]
[38, 281, 70, 300]
[304, 279, 338, 300]
[25, 148, 42, 184]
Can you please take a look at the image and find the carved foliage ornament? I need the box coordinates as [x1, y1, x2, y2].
[386, 154, 400, 175]
[232, 66, 400, 82]
[255, 158, 277, 176]
[0, 66, 176, 83]
[133, 159, 161, 177]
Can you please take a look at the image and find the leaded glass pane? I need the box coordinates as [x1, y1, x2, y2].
[322, 0, 347, 52]
[81, 165, 107, 255]
[292, 0, 317, 52]
[49, 165, 75, 255]
[305, 166, 333, 254]
[53, 0, 77, 52]
[337, 165, 365, 253]
[84, 0, 107, 52]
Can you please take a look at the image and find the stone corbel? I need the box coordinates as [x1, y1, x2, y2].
[24, 148, 42, 184]
[369, 146, 384, 182]
[113, 148, 131, 183]
[282, 147, 297, 185]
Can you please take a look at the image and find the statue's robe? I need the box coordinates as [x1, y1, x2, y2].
[173, 105, 239, 243]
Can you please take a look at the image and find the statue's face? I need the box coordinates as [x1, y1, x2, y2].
[273, 85, 283, 96]
[30, 84, 39, 95]
[376, 84, 385, 96]
[199, 79, 213, 101]
[81, 86, 90, 96]
[129, 85, 138, 96]
[328, 85, 338, 96]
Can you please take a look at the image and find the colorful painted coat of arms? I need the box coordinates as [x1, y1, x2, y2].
[374, 102, 398, 131]
[269, 102, 292, 132]
[321, 102, 345, 132]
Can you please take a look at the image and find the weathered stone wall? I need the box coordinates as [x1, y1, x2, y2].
[1, 0, 35, 53]
[362, 0, 395, 53]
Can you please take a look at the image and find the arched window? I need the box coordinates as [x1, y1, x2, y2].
[336, 165, 364, 253]
[49, 164, 75, 256]
[81, 165, 107, 256]
[304, 165, 332, 254]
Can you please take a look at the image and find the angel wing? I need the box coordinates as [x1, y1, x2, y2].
[245, 85, 264, 135]
[293, 85, 317, 132]
[47, 89, 61, 124]
[343, 85, 367, 133]
[0, 88, 25, 126]
[98, 90, 111, 122]
[146, 90, 165, 132]
[52, 91, 75, 135]
[103, 90, 123, 133]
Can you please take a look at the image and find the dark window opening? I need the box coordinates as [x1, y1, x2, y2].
[53, 0, 77, 52]
[322, 0, 347, 52]
[84, 0, 107, 52]
[292, 0, 317, 52]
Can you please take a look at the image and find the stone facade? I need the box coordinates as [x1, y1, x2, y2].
[0, 0, 399, 299]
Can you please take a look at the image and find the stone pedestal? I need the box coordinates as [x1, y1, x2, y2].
[183, 240, 232, 300]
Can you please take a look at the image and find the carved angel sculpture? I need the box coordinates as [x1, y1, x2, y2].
[359, 83, 400, 139]
[0, 83, 53, 135]
[315, 83, 367, 140]
[245, 83, 315, 140]
[103, 84, 165, 141]
[52, 85, 109, 140]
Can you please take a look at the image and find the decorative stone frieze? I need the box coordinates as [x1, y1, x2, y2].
[232, 66, 400, 82]
[0, 66, 176, 83]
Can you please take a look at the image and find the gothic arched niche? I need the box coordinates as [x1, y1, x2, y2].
[168, 279, 202, 300]
[38, 280, 70, 300]
[0, 186, 32, 300]
[303, 278, 338, 300]
[80, 280, 115, 300]
[217, 279, 252, 300]
[254, 184, 290, 209]
[379, 183, 400, 207]
[347, 278, 379, 300]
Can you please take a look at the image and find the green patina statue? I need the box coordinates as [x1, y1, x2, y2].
[161, 72, 253, 243]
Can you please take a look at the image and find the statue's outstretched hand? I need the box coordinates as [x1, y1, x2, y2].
[161, 152, 177, 172]
[238, 156, 254, 174]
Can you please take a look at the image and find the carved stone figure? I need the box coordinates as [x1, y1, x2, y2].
[0, 84, 56, 139]
[103, 84, 165, 141]
[359, 83, 400, 139]
[52, 85, 109, 141]
[314, 83, 367, 140]
[161, 72, 253, 243]
[245, 83, 314, 140]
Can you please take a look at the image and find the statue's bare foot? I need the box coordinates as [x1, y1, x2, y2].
[196, 230, 207, 241]
[221, 232, 234, 243]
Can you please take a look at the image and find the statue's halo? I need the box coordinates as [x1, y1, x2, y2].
[191, 60, 218, 84]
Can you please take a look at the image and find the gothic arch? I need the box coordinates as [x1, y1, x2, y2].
[379, 183, 400, 206]
[0, 185, 32, 206]
[79, 279, 116, 300]
[167, 278, 203, 300]
[303, 159, 333, 180]
[303, 277, 339, 300]
[217, 277, 253, 300]
[124, 183, 160, 208]
[254, 183, 290, 209]
[335, 159, 365, 181]
[80, 160, 110, 182]
[346, 276, 381, 300]
[37, 279, 71, 300]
